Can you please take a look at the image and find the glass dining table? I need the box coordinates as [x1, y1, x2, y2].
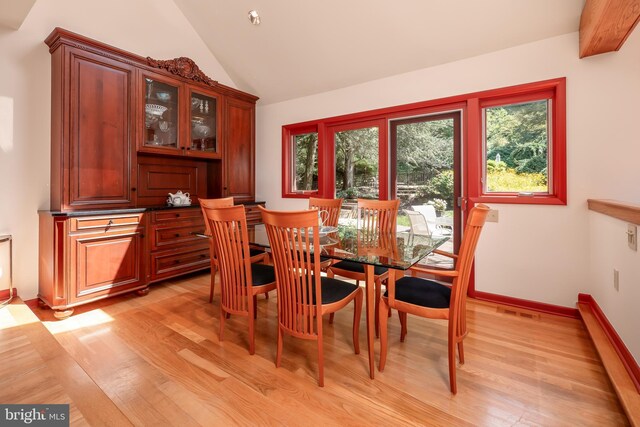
[246, 223, 450, 379]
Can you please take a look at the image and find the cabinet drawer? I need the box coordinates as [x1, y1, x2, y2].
[150, 247, 210, 281]
[152, 208, 203, 224]
[70, 213, 143, 232]
[244, 203, 265, 225]
[151, 223, 208, 250]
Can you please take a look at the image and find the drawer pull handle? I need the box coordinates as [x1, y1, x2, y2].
[174, 259, 181, 264]
[200, 254, 207, 258]
[175, 214, 181, 218]
[175, 233, 181, 237]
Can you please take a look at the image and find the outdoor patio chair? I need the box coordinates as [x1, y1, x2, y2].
[411, 204, 452, 237]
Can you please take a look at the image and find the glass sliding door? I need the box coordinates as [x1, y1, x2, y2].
[391, 112, 461, 268]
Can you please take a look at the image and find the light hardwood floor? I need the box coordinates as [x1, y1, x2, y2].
[2, 272, 629, 426]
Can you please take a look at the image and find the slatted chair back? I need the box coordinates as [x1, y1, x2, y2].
[357, 199, 400, 233]
[200, 197, 234, 236]
[449, 204, 489, 340]
[200, 197, 235, 303]
[358, 227, 399, 261]
[204, 205, 254, 315]
[261, 208, 322, 339]
[309, 197, 343, 228]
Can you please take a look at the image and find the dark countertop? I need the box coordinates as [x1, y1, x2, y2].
[39, 202, 265, 217]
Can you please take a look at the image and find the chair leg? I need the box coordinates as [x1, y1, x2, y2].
[219, 306, 226, 342]
[375, 279, 381, 338]
[378, 297, 390, 372]
[352, 289, 363, 354]
[329, 313, 335, 324]
[449, 332, 457, 394]
[209, 264, 217, 303]
[317, 336, 324, 387]
[253, 295, 258, 319]
[458, 340, 465, 365]
[399, 311, 407, 342]
[276, 326, 283, 368]
[248, 313, 255, 355]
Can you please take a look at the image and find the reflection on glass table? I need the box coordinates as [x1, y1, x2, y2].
[246, 222, 449, 379]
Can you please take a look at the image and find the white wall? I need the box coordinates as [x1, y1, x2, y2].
[0, 0, 234, 299]
[256, 31, 640, 360]
[588, 212, 640, 363]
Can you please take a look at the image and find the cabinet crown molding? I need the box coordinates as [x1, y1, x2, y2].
[147, 56, 218, 87]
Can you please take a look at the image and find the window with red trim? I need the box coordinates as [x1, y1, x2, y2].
[282, 78, 566, 205]
[282, 124, 320, 198]
[470, 80, 566, 205]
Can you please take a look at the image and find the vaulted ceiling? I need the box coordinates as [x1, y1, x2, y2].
[173, 0, 584, 105]
[0, 0, 584, 105]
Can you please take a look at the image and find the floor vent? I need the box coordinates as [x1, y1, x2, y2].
[497, 306, 541, 320]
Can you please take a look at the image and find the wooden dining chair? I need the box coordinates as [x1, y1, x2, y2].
[308, 197, 342, 228]
[327, 198, 400, 334]
[308, 197, 342, 270]
[201, 197, 267, 302]
[260, 207, 363, 387]
[378, 204, 489, 394]
[204, 205, 276, 355]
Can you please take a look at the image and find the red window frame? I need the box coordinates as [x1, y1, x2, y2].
[467, 79, 566, 205]
[326, 119, 388, 200]
[282, 122, 321, 198]
[281, 78, 566, 205]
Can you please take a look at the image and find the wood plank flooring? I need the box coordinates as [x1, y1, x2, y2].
[3, 272, 629, 426]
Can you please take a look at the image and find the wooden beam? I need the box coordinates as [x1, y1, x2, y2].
[587, 199, 640, 225]
[580, 0, 640, 58]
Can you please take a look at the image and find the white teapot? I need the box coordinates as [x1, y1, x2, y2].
[167, 190, 191, 206]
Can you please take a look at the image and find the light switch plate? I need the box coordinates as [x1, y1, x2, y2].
[628, 224, 637, 251]
[486, 209, 499, 222]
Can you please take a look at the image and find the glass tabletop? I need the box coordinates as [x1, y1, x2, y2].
[248, 224, 450, 271]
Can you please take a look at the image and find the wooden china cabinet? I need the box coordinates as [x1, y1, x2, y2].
[38, 28, 261, 318]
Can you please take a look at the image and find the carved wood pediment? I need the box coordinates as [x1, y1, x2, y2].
[146, 56, 217, 86]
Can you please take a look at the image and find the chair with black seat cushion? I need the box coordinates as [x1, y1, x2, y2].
[378, 204, 489, 394]
[204, 205, 276, 355]
[327, 198, 400, 334]
[260, 206, 363, 387]
[308, 197, 342, 270]
[201, 198, 267, 303]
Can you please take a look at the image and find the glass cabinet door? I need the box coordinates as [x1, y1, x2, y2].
[144, 77, 179, 149]
[189, 91, 217, 155]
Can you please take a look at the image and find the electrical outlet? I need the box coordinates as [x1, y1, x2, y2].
[486, 209, 499, 222]
[628, 224, 637, 251]
[613, 269, 619, 291]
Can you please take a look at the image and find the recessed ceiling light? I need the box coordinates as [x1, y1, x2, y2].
[248, 10, 261, 25]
